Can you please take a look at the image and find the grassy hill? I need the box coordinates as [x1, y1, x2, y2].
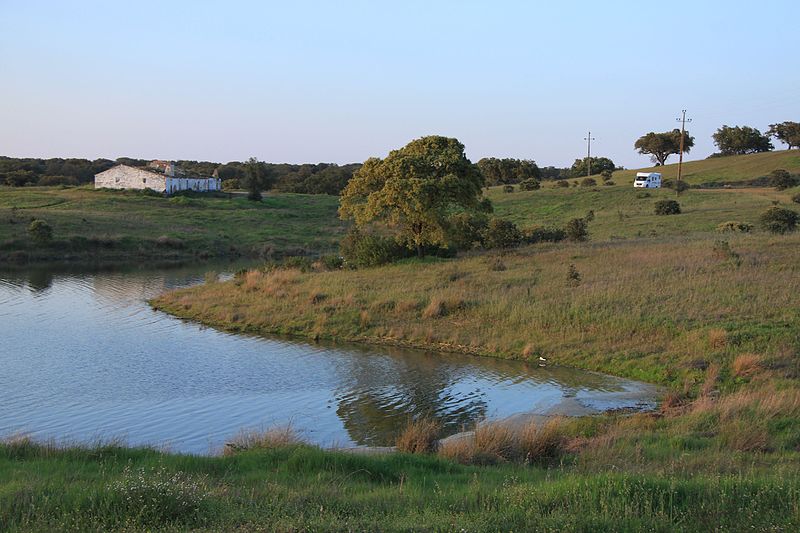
[590, 150, 800, 187]
[0, 187, 344, 263]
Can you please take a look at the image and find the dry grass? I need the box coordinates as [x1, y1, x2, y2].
[223, 425, 304, 455]
[395, 418, 441, 454]
[732, 353, 763, 379]
[519, 417, 568, 464]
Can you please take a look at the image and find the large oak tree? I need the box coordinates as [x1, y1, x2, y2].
[339, 136, 485, 257]
[712, 125, 773, 155]
[767, 121, 800, 150]
[634, 129, 695, 166]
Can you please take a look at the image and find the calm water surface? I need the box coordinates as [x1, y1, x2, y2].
[0, 262, 656, 454]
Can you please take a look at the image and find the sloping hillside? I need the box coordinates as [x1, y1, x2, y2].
[602, 150, 800, 186]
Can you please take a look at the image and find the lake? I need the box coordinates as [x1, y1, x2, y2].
[0, 262, 657, 454]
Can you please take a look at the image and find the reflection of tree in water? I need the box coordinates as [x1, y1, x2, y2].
[27, 269, 54, 292]
[334, 350, 488, 446]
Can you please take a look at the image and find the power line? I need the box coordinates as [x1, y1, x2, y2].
[676, 110, 692, 192]
[584, 131, 596, 177]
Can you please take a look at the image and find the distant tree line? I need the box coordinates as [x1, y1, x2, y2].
[0, 156, 362, 195]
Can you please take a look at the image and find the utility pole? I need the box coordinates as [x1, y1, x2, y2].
[584, 131, 596, 177]
[676, 110, 692, 193]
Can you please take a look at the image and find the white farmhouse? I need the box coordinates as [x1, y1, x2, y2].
[94, 161, 221, 195]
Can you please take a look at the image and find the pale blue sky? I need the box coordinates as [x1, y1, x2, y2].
[1, 0, 798, 168]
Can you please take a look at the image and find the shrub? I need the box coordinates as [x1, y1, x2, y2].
[564, 217, 589, 242]
[283, 256, 313, 272]
[482, 218, 522, 249]
[792, 192, 800, 204]
[654, 199, 681, 215]
[27, 219, 53, 245]
[523, 226, 566, 244]
[600, 169, 613, 181]
[396, 418, 440, 453]
[663, 179, 690, 193]
[584, 209, 595, 222]
[768, 169, 798, 190]
[518, 178, 540, 191]
[580, 177, 596, 187]
[486, 257, 506, 271]
[502, 184, 515, 193]
[319, 254, 344, 270]
[603, 180, 615, 186]
[566, 264, 581, 286]
[555, 180, 569, 188]
[340, 229, 407, 267]
[716, 221, 753, 233]
[447, 211, 488, 251]
[712, 240, 741, 265]
[759, 206, 799, 234]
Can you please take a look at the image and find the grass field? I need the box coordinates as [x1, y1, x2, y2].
[0, 186, 344, 263]
[2, 433, 799, 532]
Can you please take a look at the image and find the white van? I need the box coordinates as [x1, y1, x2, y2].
[634, 172, 662, 188]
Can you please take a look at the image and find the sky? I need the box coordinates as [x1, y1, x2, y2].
[1, 0, 798, 169]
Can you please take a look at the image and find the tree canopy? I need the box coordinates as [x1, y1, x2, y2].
[767, 121, 800, 150]
[241, 157, 274, 201]
[339, 136, 485, 257]
[634, 129, 694, 166]
[476, 158, 540, 186]
[569, 157, 616, 178]
[712, 125, 773, 155]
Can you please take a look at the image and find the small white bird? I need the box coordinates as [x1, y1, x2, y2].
[538, 356, 547, 362]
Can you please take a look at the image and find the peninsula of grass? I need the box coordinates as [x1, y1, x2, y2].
[0, 186, 345, 264]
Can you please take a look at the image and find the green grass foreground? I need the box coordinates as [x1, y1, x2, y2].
[0, 186, 344, 263]
[2, 436, 799, 532]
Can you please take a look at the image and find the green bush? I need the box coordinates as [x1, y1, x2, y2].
[555, 180, 569, 188]
[27, 219, 53, 245]
[580, 177, 597, 187]
[601, 169, 613, 181]
[482, 218, 522, 249]
[502, 184, 515, 193]
[447, 212, 488, 251]
[603, 180, 615, 186]
[319, 254, 344, 270]
[768, 169, 798, 191]
[654, 199, 681, 215]
[340, 229, 407, 268]
[716, 221, 753, 233]
[663, 179, 690, 193]
[759, 206, 799, 234]
[792, 192, 800, 204]
[283, 256, 314, 272]
[566, 263, 581, 286]
[564, 218, 589, 242]
[523, 226, 566, 244]
[519, 178, 541, 191]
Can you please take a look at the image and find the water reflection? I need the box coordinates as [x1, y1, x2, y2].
[0, 262, 656, 454]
